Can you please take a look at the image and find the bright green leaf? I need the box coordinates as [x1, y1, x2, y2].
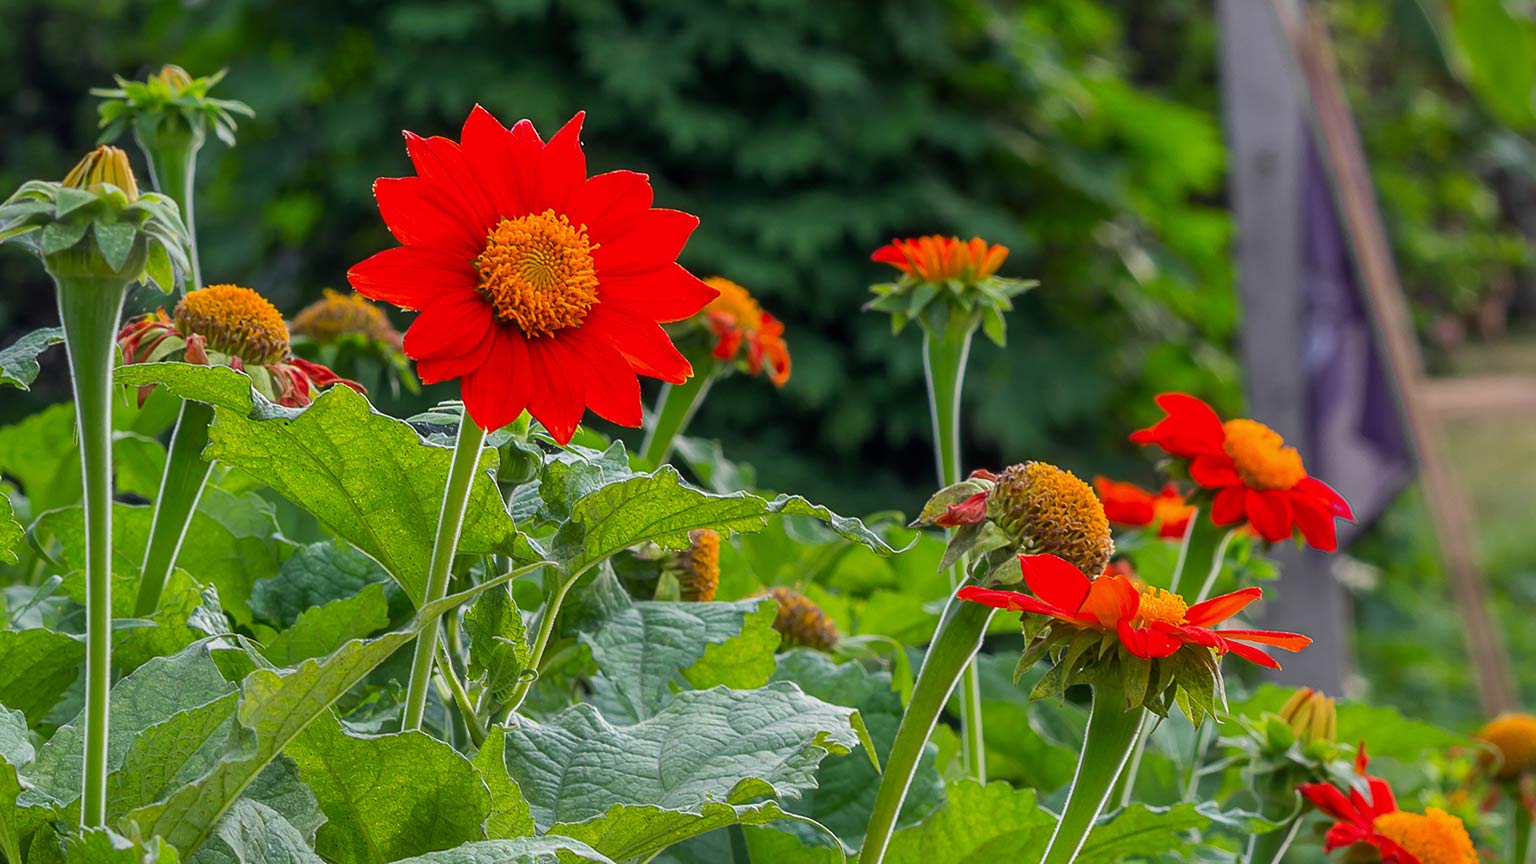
[0, 628, 84, 725]
[261, 583, 390, 666]
[472, 728, 535, 840]
[384, 838, 616, 864]
[0, 327, 63, 391]
[884, 779, 1054, 864]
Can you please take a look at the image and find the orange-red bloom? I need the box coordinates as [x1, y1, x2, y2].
[118, 285, 359, 408]
[348, 106, 717, 442]
[1093, 476, 1194, 540]
[1130, 393, 1354, 550]
[700, 277, 790, 386]
[871, 235, 1008, 283]
[1300, 746, 1479, 864]
[958, 553, 1310, 669]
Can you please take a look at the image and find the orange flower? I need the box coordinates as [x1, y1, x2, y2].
[1131, 393, 1354, 550]
[958, 553, 1310, 669]
[872, 235, 1008, 283]
[700, 277, 790, 386]
[1093, 476, 1194, 540]
[1300, 745, 1479, 864]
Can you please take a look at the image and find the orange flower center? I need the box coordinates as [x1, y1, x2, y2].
[291, 288, 400, 346]
[1478, 713, 1536, 780]
[173, 284, 290, 365]
[988, 462, 1114, 579]
[1136, 587, 1188, 627]
[1371, 809, 1478, 864]
[475, 210, 600, 339]
[1221, 419, 1307, 490]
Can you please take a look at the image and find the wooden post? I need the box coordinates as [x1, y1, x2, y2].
[1218, 0, 1350, 695]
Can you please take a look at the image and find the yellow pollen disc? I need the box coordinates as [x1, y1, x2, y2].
[1477, 712, 1536, 780]
[1136, 587, 1188, 627]
[1371, 809, 1478, 864]
[173, 284, 291, 366]
[1221, 419, 1307, 490]
[475, 209, 600, 339]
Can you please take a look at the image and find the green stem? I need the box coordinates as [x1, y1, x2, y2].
[860, 590, 995, 864]
[1513, 785, 1532, 864]
[640, 358, 716, 466]
[135, 400, 214, 616]
[401, 415, 488, 732]
[1039, 687, 1145, 864]
[1191, 529, 1239, 604]
[1244, 816, 1303, 864]
[435, 639, 486, 748]
[922, 324, 986, 781]
[141, 137, 201, 292]
[498, 568, 584, 723]
[54, 274, 132, 828]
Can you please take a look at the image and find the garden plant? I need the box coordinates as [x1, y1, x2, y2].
[0, 64, 1531, 864]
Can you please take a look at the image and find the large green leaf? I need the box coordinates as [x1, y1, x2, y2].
[1444, 0, 1536, 129]
[0, 493, 20, 565]
[385, 839, 616, 864]
[580, 597, 778, 723]
[250, 542, 394, 629]
[497, 684, 866, 861]
[1076, 802, 1210, 863]
[287, 713, 491, 864]
[462, 585, 531, 706]
[0, 403, 81, 514]
[260, 583, 390, 667]
[29, 646, 234, 805]
[56, 570, 223, 674]
[884, 780, 1054, 864]
[0, 706, 49, 864]
[192, 799, 323, 864]
[106, 693, 239, 818]
[117, 363, 517, 605]
[0, 327, 63, 391]
[62, 827, 179, 864]
[471, 729, 535, 840]
[0, 628, 84, 724]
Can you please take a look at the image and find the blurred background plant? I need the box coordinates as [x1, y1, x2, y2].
[0, 0, 1531, 732]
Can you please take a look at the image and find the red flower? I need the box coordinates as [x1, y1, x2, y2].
[1093, 476, 1194, 540]
[871, 235, 1009, 283]
[1130, 393, 1354, 551]
[958, 554, 1310, 669]
[700, 277, 790, 387]
[1300, 746, 1479, 864]
[348, 107, 717, 442]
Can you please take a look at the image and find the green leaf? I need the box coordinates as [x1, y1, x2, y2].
[0, 327, 63, 391]
[0, 403, 82, 513]
[1076, 802, 1211, 863]
[384, 839, 616, 864]
[1445, 0, 1536, 129]
[884, 780, 1054, 864]
[580, 597, 779, 722]
[93, 221, 137, 272]
[251, 541, 394, 629]
[40, 220, 88, 256]
[0, 493, 21, 565]
[286, 713, 492, 864]
[463, 584, 531, 704]
[29, 646, 234, 804]
[63, 827, 179, 864]
[0, 706, 50, 864]
[105, 693, 239, 818]
[0, 628, 84, 725]
[260, 583, 390, 666]
[117, 365, 516, 605]
[112, 432, 168, 501]
[471, 728, 535, 840]
[194, 799, 324, 864]
[497, 684, 865, 860]
[52, 188, 96, 219]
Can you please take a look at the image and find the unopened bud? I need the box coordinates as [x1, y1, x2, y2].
[1278, 687, 1336, 746]
[61, 146, 139, 201]
[152, 65, 194, 91]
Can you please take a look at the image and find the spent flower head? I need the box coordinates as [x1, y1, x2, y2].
[93, 65, 254, 149]
[764, 587, 838, 652]
[0, 147, 187, 290]
[290, 289, 418, 397]
[118, 284, 360, 408]
[669, 529, 721, 603]
[866, 234, 1034, 345]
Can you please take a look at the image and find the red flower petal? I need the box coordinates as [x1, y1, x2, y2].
[583, 306, 692, 383]
[373, 177, 482, 258]
[934, 492, 988, 528]
[461, 328, 531, 433]
[1220, 638, 1282, 669]
[1211, 486, 1247, 526]
[1019, 554, 1092, 612]
[1081, 573, 1139, 629]
[459, 104, 526, 218]
[1189, 455, 1242, 489]
[563, 328, 642, 427]
[1299, 782, 1361, 824]
[957, 586, 1079, 620]
[598, 263, 719, 323]
[348, 245, 477, 311]
[1290, 495, 1340, 552]
[568, 170, 655, 239]
[525, 338, 587, 445]
[404, 132, 498, 238]
[1297, 476, 1355, 519]
[1129, 392, 1227, 458]
[402, 293, 494, 361]
[540, 112, 587, 212]
[417, 323, 498, 385]
[594, 209, 699, 277]
[1217, 629, 1312, 651]
[1183, 587, 1262, 627]
[1245, 489, 1294, 542]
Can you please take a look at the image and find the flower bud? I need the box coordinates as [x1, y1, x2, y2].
[61, 146, 139, 201]
[1277, 687, 1336, 746]
[986, 462, 1113, 577]
[152, 64, 194, 92]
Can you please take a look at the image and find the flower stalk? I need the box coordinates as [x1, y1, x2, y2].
[141, 130, 201, 290]
[498, 566, 586, 723]
[640, 355, 716, 466]
[134, 399, 213, 615]
[1513, 786, 1532, 864]
[1039, 686, 1145, 864]
[1243, 815, 1304, 864]
[402, 414, 489, 732]
[859, 588, 994, 864]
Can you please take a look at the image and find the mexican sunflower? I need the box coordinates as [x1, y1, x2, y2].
[699, 277, 790, 386]
[1300, 746, 1479, 864]
[347, 106, 717, 441]
[958, 553, 1311, 669]
[1131, 393, 1354, 551]
[871, 235, 1008, 283]
[118, 284, 360, 408]
[1093, 476, 1195, 540]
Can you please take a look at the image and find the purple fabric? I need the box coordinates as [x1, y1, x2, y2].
[1300, 135, 1413, 543]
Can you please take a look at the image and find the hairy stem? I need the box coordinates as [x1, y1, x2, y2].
[860, 590, 994, 864]
[922, 324, 986, 781]
[1039, 687, 1144, 864]
[401, 415, 487, 732]
[639, 357, 716, 466]
[498, 567, 584, 723]
[54, 274, 132, 827]
[435, 639, 486, 748]
[135, 400, 214, 616]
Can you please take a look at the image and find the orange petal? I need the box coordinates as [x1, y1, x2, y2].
[1080, 573, 1138, 628]
[1184, 587, 1261, 627]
